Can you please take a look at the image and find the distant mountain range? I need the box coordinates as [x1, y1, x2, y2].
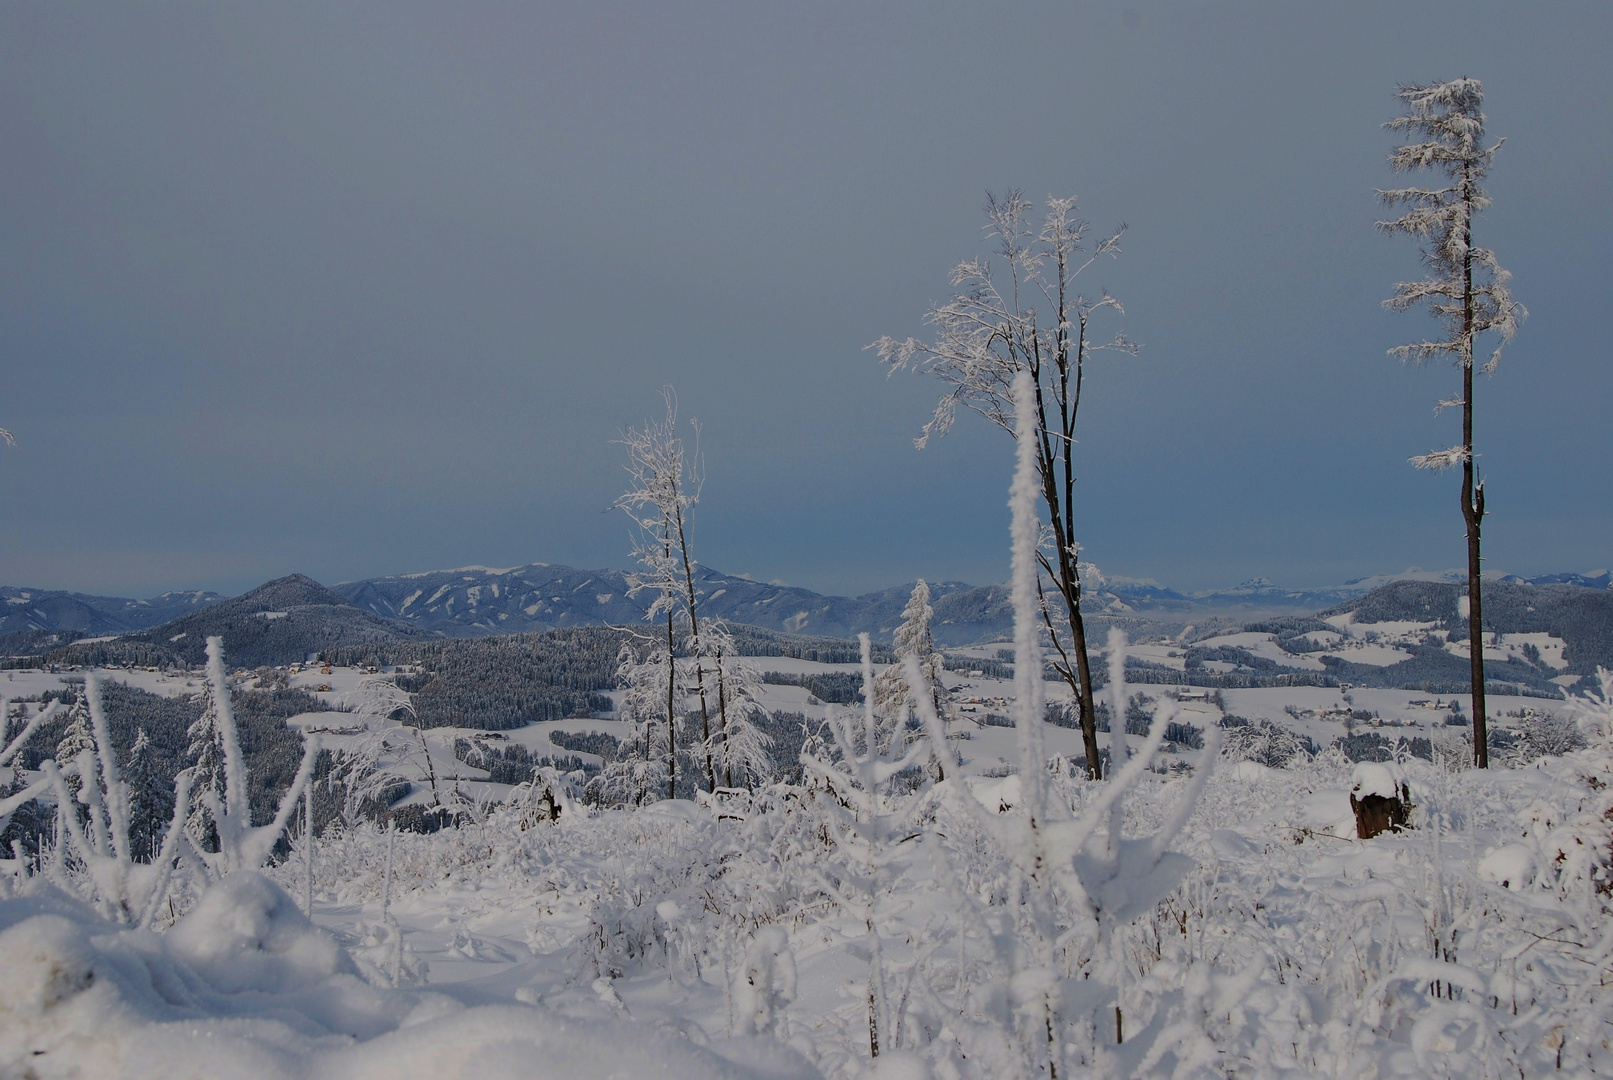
[318, 563, 1608, 642]
[0, 585, 224, 637]
[17, 575, 436, 669]
[2, 562, 1607, 660]
[332, 563, 1004, 643]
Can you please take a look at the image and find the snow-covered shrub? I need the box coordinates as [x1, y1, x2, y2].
[733, 925, 797, 1038]
[873, 375, 1220, 1079]
[1517, 710, 1587, 760]
[165, 870, 359, 993]
[1429, 727, 1473, 772]
[800, 634, 932, 1060]
[1221, 717, 1311, 767]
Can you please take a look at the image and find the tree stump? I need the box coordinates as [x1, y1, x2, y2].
[1350, 763, 1412, 839]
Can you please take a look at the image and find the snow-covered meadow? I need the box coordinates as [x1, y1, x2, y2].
[6, 670, 1613, 1078]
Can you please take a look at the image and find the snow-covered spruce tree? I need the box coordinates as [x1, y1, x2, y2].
[185, 662, 228, 841]
[123, 728, 165, 863]
[701, 619, 773, 790]
[54, 692, 96, 806]
[875, 192, 1135, 779]
[617, 389, 716, 795]
[872, 580, 948, 764]
[1378, 78, 1524, 768]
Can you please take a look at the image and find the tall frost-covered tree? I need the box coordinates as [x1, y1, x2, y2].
[871, 580, 947, 762]
[123, 728, 166, 863]
[55, 694, 96, 804]
[617, 389, 716, 795]
[702, 619, 773, 789]
[330, 674, 443, 821]
[185, 665, 229, 840]
[1378, 78, 1524, 768]
[875, 192, 1134, 779]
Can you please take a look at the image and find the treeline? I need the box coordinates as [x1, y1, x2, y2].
[1120, 662, 1339, 690]
[1315, 648, 1559, 697]
[943, 653, 1014, 679]
[452, 737, 596, 783]
[328, 627, 623, 730]
[0, 629, 89, 659]
[449, 713, 816, 790]
[548, 730, 622, 760]
[761, 670, 864, 705]
[726, 625, 895, 664]
[12, 638, 180, 670]
[1182, 644, 1295, 673]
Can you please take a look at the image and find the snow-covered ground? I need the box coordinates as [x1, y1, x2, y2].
[9, 732, 1610, 1078]
[3, 645, 1607, 1079]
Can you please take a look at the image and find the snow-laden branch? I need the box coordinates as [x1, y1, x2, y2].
[30, 676, 199, 926]
[195, 636, 321, 875]
[0, 699, 61, 769]
[1410, 445, 1471, 471]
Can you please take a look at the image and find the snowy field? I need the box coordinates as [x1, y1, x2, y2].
[3, 639, 1611, 1078]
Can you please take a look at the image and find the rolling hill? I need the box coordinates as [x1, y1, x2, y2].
[37, 574, 435, 669]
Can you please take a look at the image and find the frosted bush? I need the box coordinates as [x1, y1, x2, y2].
[1220, 717, 1311, 767]
[733, 925, 797, 1038]
[1519, 710, 1588, 760]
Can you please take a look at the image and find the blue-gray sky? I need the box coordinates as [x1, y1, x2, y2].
[1, 2, 1608, 598]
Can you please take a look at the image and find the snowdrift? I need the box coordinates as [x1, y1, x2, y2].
[0, 873, 817, 1080]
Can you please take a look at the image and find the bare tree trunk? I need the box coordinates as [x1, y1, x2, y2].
[1461, 195, 1489, 768]
[666, 603, 677, 799]
[673, 504, 717, 792]
[1069, 608, 1101, 776]
[716, 651, 732, 789]
[1039, 576, 1101, 778]
[1035, 290, 1103, 780]
[414, 725, 441, 808]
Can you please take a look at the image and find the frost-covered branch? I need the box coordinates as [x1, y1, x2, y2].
[0, 699, 60, 770]
[192, 636, 320, 874]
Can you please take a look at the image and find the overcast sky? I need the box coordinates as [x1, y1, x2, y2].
[1, 2, 1608, 599]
